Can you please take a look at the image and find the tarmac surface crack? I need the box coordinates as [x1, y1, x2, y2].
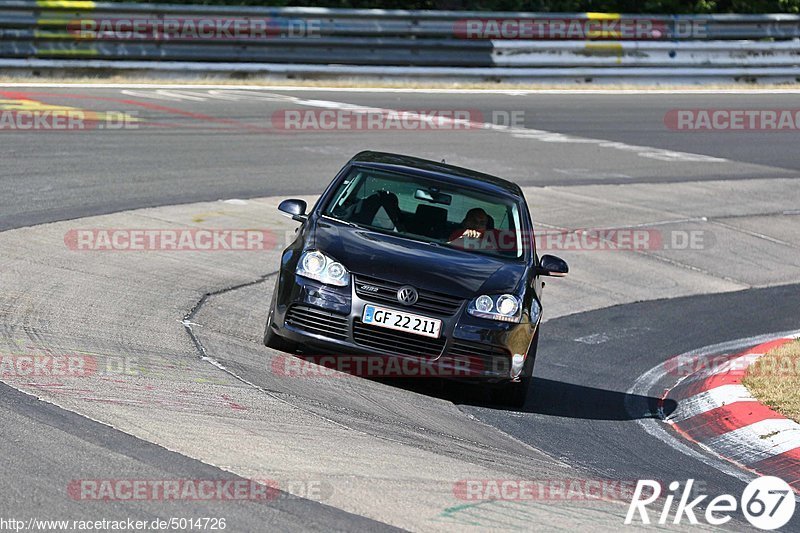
[182, 271, 573, 476]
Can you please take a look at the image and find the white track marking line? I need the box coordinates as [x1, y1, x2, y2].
[627, 329, 800, 501]
[119, 89, 300, 103]
[7, 84, 733, 163]
[507, 128, 726, 162]
[119, 88, 729, 164]
[666, 384, 758, 424]
[552, 168, 633, 179]
[704, 418, 800, 465]
[710, 218, 797, 247]
[4, 83, 734, 162]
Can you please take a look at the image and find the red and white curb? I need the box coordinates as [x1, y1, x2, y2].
[663, 334, 800, 490]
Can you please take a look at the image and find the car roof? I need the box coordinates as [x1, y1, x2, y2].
[348, 151, 524, 198]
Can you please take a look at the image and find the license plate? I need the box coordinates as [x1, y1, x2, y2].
[362, 304, 442, 339]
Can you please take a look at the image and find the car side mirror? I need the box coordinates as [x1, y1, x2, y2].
[278, 199, 308, 222]
[537, 254, 568, 277]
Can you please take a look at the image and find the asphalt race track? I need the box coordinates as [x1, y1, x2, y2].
[2, 87, 798, 230]
[0, 85, 798, 531]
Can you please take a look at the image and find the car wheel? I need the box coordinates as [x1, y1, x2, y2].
[263, 308, 298, 353]
[493, 376, 531, 408]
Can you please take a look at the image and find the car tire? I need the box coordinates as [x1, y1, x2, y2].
[263, 308, 298, 353]
[493, 376, 531, 408]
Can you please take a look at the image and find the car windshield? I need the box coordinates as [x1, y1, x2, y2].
[322, 167, 526, 260]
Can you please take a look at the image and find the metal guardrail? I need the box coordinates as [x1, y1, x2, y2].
[0, 0, 798, 82]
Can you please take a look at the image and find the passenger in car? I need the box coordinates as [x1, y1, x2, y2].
[449, 208, 492, 241]
[448, 208, 516, 254]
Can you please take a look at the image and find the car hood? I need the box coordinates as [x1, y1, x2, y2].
[313, 219, 526, 296]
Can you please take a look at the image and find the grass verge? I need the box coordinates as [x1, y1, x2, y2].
[743, 340, 800, 423]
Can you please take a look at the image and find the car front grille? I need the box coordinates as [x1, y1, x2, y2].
[354, 275, 463, 316]
[353, 319, 446, 358]
[285, 305, 348, 341]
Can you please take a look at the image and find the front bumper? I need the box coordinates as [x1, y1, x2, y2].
[270, 272, 538, 382]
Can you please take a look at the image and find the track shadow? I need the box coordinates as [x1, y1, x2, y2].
[285, 350, 674, 421]
[375, 376, 676, 421]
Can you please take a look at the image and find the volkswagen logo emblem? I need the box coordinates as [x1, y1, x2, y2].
[396, 286, 419, 306]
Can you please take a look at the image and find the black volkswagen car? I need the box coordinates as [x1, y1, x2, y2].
[264, 151, 568, 406]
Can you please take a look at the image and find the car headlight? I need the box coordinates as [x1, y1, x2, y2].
[475, 295, 494, 313]
[296, 250, 350, 287]
[468, 294, 522, 323]
[496, 295, 519, 316]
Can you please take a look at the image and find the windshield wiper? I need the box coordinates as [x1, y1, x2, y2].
[322, 215, 359, 228]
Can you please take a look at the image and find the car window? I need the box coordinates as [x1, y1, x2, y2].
[447, 197, 510, 230]
[323, 167, 525, 260]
